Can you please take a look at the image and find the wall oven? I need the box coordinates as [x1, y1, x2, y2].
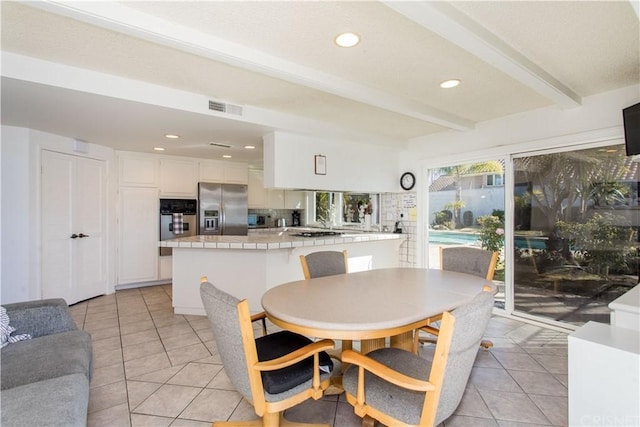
[159, 199, 197, 256]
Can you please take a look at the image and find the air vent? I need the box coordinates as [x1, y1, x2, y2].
[208, 100, 243, 116]
[209, 142, 232, 148]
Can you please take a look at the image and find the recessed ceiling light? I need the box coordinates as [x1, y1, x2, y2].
[222, 154, 232, 159]
[243, 145, 256, 150]
[335, 32, 360, 48]
[164, 134, 180, 139]
[440, 79, 461, 89]
[153, 147, 165, 151]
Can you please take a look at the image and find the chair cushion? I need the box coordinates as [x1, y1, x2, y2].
[256, 330, 333, 395]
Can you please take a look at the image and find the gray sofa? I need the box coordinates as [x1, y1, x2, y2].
[1, 299, 93, 426]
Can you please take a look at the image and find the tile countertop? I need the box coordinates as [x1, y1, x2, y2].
[158, 230, 405, 250]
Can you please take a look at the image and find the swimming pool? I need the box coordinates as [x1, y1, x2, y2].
[428, 230, 547, 250]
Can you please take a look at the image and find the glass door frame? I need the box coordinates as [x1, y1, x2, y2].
[419, 133, 627, 331]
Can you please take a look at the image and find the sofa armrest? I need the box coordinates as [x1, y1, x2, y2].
[2, 299, 78, 338]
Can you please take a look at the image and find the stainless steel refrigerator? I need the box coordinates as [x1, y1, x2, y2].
[197, 182, 248, 235]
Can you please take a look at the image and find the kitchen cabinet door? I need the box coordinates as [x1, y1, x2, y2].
[284, 190, 305, 209]
[41, 150, 107, 304]
[224, 164, 248, 184]
[118, 187, 159, 284]
[118, 152, 158, 187]
[159, 159, 197, 197]
[248, 169, 266, 208]
[266, 189, 285, 209]
[199, 161, 224, 183]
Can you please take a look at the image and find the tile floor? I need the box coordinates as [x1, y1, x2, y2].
[70, 284, 569, 427]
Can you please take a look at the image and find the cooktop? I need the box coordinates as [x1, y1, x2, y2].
[292, 231, 343, 237]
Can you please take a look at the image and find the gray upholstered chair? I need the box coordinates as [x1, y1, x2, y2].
[342, 287, 494, 427]
[299, 250, 352, 358]
[440, 246, 499, 281]
[417, 246, 498, 350]
[200, 280, 335, 427]
[299, 250, 348, 279]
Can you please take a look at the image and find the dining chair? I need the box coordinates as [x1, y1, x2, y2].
[342, 286, 495, 427]
[417, 246, 498, 350]
[200, 279, 335, 427]
[299, 250, 352, 361]
[299, 250, 348, 279]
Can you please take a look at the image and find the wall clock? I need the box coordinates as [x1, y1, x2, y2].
[400, 172, 415, 190]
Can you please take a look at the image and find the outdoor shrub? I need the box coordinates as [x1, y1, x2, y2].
[433, 210, 453, 225]
[463, 210, 474, 227]
[491, 209, 505, 222]
[477, 215, 505, 254]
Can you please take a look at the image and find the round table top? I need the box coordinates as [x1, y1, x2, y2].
[261, 268, 494, 340]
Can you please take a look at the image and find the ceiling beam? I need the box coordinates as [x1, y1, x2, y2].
[383, 1, 582, 109]
[28, 1, 475, 131]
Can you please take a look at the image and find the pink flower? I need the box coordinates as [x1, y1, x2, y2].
[496, 228, 505, 235]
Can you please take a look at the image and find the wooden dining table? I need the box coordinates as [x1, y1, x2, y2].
[261, 267, 495, 353]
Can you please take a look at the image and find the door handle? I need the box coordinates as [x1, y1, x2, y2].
[78, 233, 90, 238]
[70, 234, 79, 239]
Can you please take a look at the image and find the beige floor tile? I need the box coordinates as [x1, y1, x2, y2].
[85, 310, 119, 323]
[453, 385, 494, 419]
[528, 393, 568, 426]
[186, 316, 211, 331]
[84, 318, 120, 333]
[119, 312, 153, 326]
[469, 367, 522, 393]
[88, 380, 128, 414]
[130, 364, 187, 384]
[127, 380, 164, 409]
[491, 350, 547, 372]
[206, 368, 235, 391]
[479, 390, 551, 425]
[121, 328, 160, 347]
[87, 326, 121, 341]
[333, 401, 364, 427]
[120, 320, 157, 336]
[169, 418, 213, 427]
[283, 398, 338, 425]
[157, 323, 196, 339]
[529, 354, 568, 375]
[166, 342, 211, 365]
[179, 388, 243, 422]
[444, 415, 500, 426]
[195, 328, 214, 342]
[87, 402, 131, 427]
[508, 370, 567, 397]
[474, 350, 502, 368]
[161, 332, 202, 350]
[123, 339, 166, 362]
[92, 335, 122, 352]
[131, 413, 174, 427]
[133, 384, 201, 418]
[125, 352, 172, 379]
[167, 362, 223, 388]
[152, 313, 188, 328]
[91, 363, 126, 389]
[92, 347, 124, 370]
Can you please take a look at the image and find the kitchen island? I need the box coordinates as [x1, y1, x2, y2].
[161, 230, 406, 314]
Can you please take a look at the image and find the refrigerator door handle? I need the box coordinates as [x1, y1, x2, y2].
[220, 202, 225, 234]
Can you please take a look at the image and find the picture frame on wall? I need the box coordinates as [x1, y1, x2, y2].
[315, 155, 326, 175]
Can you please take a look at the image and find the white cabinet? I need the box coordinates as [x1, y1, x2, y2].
[248, 169, 266, 208]
[199, 161, 224, 183]
[284, 191, 305, 209]
[267, 189, 285, 209]
[118, 187, 159, 284]
[224, 163, 248, 184]
[118, 153, 158, 187]
[200, 161, 248, 184]
[159, 159, 197, 197]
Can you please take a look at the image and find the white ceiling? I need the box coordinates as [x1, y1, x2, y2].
[1, 1, 638, 168]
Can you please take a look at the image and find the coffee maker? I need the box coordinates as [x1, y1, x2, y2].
[291, 210, 301, 227]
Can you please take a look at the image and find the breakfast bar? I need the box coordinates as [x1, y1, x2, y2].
[161, 230, 406, 314]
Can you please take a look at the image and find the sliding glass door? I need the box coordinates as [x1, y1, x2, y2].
[425, 142, 639, 328]
[512, 144, 638, 326]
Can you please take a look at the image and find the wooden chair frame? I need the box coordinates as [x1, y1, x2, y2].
[200, 277, 335, 427]
[415, 248, 498, 351]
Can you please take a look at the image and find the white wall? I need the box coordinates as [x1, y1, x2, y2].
[1, 127, 33, 303]
[264, 131, 399, 193]
[0, 126, 116, 304]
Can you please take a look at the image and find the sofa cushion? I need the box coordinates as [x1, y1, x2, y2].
[0, 330, 92, 390]
[1, 373, 89, 427]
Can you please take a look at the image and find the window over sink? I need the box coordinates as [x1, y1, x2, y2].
[313, 191, 380, 227]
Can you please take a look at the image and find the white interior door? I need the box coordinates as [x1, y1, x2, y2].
[41, 150, 107, 304]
